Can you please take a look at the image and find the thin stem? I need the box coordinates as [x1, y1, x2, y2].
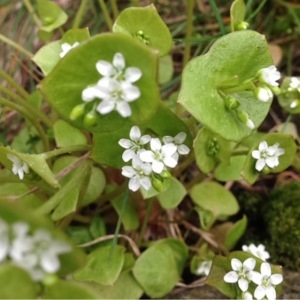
[0, 97, 50, 152]
[110, 187, 129, 258]
[0, 34, 33, 59]
[43, 145, 92, 160]
[0, 86, 53, 128]
[280, 114, 292, 133]
[207, 0, 226, 35]
[97, 0, 113, 30]
[183, 0, 194, 67]
[247, 0, 268, 22]
[22, 0, 42, 27]
[218, 81, 255, 95]
[72, 0, 89, 29]
[0, 69, 30, 99]
[110, 0, 119, 20]
[137, 197, 154, 246]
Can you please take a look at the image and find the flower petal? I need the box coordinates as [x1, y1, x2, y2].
[97, 100, 115, 115]
[224, 271, 238, 283]
[255, 159, 266, 171]
[270, 274, 283, 285]
[152, 160, 164, 174]
[260, 262, 271, 277]
[129, 126, 141, 141]
[254, 285, 266, 300]
[265, 286, 276, 300]
[243, 257, 256, 271]
[118, 138, 132, 149]
[238, 278, 249, 292]
[113, 52, 125, 70]
[129, 176, 140, 192]
[96, 60, 114, 77]
[231, 258, 242, 271]
[125, 67, 142, 82]
[116, 101, 132, 117]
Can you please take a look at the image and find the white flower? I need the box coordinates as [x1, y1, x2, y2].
[288, 77, 300, 91]
[258, 65, 281, 87]
[242, 244, 270, 261]
[96, 52, 142, 83]
[251, 262, 283, 300]
[0, 219, 9, 262]
[252, 141, 285, 172]
[255, 86, 273, 102]
[246, 119, 255, 130]
[95, 78, 141, 117]
[224, 257, 256, 292]
[196, 260, 212, 276]
[118, 126, 151, 162]
[140, 138, 178, 174]
[59, 42, 79, 58]
[121, 157, 152, 191]
[7, 154, 29, 180]
[290, 99, 299, 109]
[162, 132, 190, 157]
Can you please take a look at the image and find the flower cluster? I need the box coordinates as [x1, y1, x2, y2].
[81, 52, 142, 118]
[119, 126, 190, 192]
[224, 258, 283, 300]
[242, 244, 270, 261]
[7, 154, 29, 180]
[251, 141, 285, 172]
[254, 65, 281, 103]
[0, 218, 71, 281]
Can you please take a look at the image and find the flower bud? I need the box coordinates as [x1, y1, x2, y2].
[84, 110, 97, 126]
[161, 170, 172, 179]
[152, 177, 164, 192]
[237, 110, 255, 129]
[235, 21, 249, 31]
[290, 99, 300, 109]
[70, 104, 85, 120]
[254, 86, 273, 102]
[224, 96, 240, 109]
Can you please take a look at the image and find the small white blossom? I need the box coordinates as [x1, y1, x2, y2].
[246, 119, 255, 130]
[121, 157, 152, 191]
[195, 260, 212, 277]
[255, 86, 273, 102]
[290, 99, 299, 109]
[288, 77, 300, 91]
[96, 52, 142, 83]
[251, 262, 283, 300]
[140, 138, 178, 174]
[118, 126, 151, 162]
[224, 258, 256, 292]
[258, 65, 281, 87]
[242, 244, 270, 261]
[162, 132, 190, 158]
[59, 42, 79, 58]
[7, 154, 29, 180]
[252, 141, 285, 171]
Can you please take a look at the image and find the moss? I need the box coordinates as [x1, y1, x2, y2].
[263, 181, 300, 270]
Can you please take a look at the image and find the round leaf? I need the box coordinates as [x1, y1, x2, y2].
[178, 30, 274, 141]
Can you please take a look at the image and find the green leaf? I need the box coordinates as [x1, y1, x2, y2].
[157, 177, 186, 209]
[133, 239, 186, 298]
[0, 265, 37, 299]
[193, 127, 231, 173]
[32, 28, 90, 75]
[113, 4, 172, 56]
[42, 279, 100, 299]
[224, 215, 248, 250]
[73, 245, 125, 285]
[37, 0, 68, 32]
[159, 55, 174, 84]
[51, 162, 92, 221]
[89, 215, 106, 239]
[0, 147, 59, 188]
[242, 133, 297, 184]
[214, 155, 246, 181]
[112, 194, 139, 231]
[41, 33, 160, 133]
[230, 0, 246, 31]
[178, 30, 273, 141]
[190, 182, 239, 230]
[53, 120, 87, 147]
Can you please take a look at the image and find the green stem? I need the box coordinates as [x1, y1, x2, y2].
[218, 81, 255, 95]
[207, 0, 226, 35]
[183, 0, 194, 67]
[247, 0, 268, 22]
[98, 0, 113, 30]
[0, 86, 53, 128]
[72, 0, 89, 29]
[0, 69, 30, 99]
[138, 197, 154, 246]
[22, 0, 42, 27]
[280, 114, 292, 133]
[110, 0, 119, 20]
[42, 145, 92, 160]
[0, 34, 33, 59]
[110, 187, 129, 258]
[0, 97, 50, 152]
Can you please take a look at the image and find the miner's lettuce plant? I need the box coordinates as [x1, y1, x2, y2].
[0, 0, 297, 298]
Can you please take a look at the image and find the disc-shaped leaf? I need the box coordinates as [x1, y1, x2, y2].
[113, 4, 172, 56]
[242, 133, 297, 184]
[178, 30, 273, 141]
[41, 33, 160, 133]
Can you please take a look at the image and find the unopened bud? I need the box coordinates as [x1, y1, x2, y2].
[254, 86, 273, 102]
[235, 21, 249, 31]
[70, 104, 85, 120]
[224, 96, 240, 110]
[237, 110, 255, 129]
[290, 99, 300, 109]
[84, 110, 97, 126]
[161, 170, 172, 179]
[152, 177, 164, 192]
